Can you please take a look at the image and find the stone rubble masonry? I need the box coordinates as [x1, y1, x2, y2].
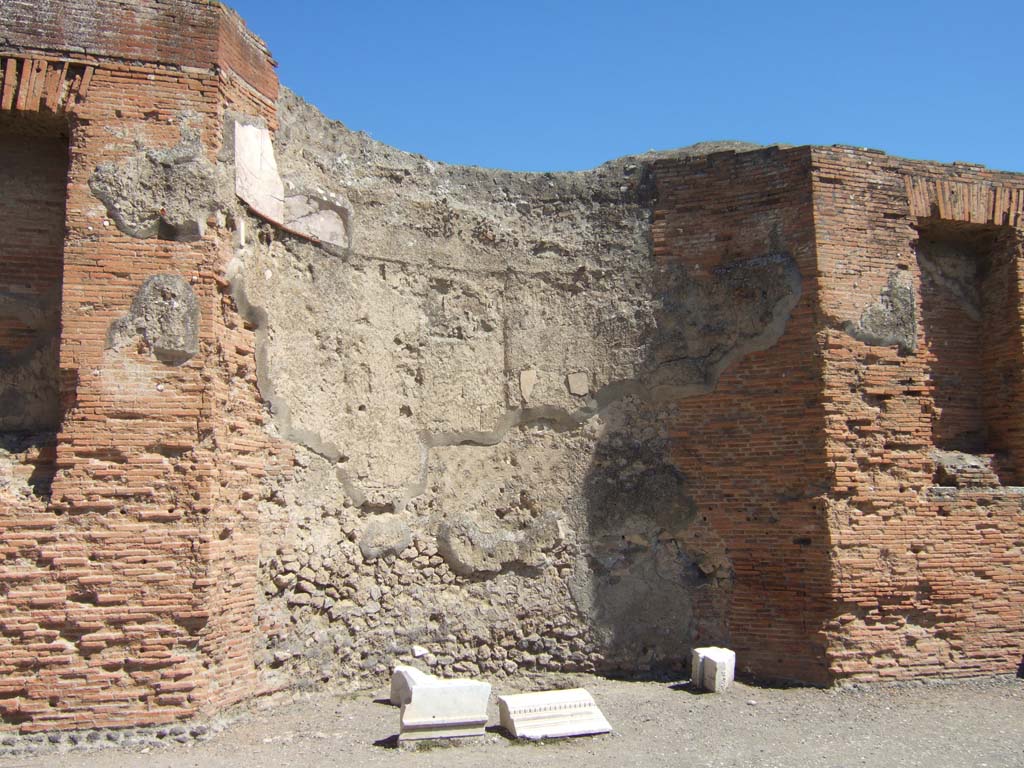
[1, 0, 1023, 738]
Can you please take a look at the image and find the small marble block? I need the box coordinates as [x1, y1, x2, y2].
[691, 646, 736, 692]
[497, 688, 611, 739]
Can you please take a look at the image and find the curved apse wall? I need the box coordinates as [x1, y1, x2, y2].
[235, 90, 805, 687]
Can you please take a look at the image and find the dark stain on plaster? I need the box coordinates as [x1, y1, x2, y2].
[581, 423, 732, 671]
[649, 252, 802, 394]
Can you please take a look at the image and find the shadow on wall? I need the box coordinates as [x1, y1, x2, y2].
[577, 251, 803, 673]
[580, 406, 731, 673]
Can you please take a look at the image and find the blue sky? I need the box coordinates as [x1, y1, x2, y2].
[228, 0, 1023, 173]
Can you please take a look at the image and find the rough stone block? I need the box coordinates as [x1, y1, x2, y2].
[399, 678, 491, 741]
[519, 368, 538, 401]
[692, 646, 735, 692]
[566, 371, 590, 396]
[497, 688, 611, 739]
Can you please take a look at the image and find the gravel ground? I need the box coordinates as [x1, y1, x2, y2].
[2, 674, 1022, 768]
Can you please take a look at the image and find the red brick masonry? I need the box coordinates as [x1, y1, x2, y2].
[0, 0, 283, 732]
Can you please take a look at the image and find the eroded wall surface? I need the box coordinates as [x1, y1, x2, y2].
[238, 93, 810, 686]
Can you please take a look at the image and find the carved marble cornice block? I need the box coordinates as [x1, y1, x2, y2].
[497, 688, 611, 739]
[398, 678, 491, 741]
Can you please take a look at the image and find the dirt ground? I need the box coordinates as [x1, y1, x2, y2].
[2, 673, 1022, 768]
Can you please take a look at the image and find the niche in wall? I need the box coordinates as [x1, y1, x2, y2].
[0, 112, 69, 494]
[915, 218, 1021, 482]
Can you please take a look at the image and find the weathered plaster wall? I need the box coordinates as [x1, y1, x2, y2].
[238, 92, 806, 687]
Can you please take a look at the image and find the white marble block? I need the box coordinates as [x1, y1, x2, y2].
[389, 664, 435, 706]
[234, 122, 285, 222]
[399, 677, 491, 741]
[497, 688, 611, 739]
[692, 646, 735, 692]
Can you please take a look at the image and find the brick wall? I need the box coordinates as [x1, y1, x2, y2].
[3, 1, 276, 101]
[812, 147, 1024, 681]
[0, 0, 282, 732]
[2, 1, 220, 69]
[653, 148, 835, 684]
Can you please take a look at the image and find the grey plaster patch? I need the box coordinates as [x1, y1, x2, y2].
[89, 120, 221, 241]
[107, 275, 199, 365]
[359, 514, 413, 560]
[843, 270, 917, 354]
[917, 238, 983, 321]
[436, 513, 562, 577]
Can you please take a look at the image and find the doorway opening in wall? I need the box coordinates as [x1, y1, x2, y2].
[915, 218, 1021, 486]
[0, 111, 70, 497]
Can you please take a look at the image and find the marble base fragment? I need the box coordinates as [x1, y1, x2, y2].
[389, 664, 434, 706]
[398, 678, 491, 741]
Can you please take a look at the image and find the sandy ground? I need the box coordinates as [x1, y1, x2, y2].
[2, 674, 1022, 768]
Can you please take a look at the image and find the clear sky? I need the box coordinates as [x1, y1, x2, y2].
[228, 0, 1023, 173]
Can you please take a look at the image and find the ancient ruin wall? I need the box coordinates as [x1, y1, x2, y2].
[239, 92, 813, 688]
[4, 0, 1024, 738]
[813, 147, 1024, 681]
[0, 0, 283, 732]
